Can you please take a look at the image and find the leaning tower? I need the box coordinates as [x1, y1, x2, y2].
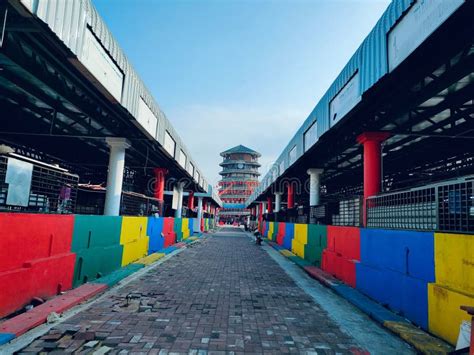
[218, 145, 261, 224]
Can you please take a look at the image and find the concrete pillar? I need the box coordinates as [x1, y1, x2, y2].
[188, 191, 195, 211]
[153, 167, 168, 215]
[104, 138, 130, 216]
[287, 184, 294, 209]
[267, 196, 273, 214]
[357, 132, 390, 225]
[174, 182, 185, 218]
[197, 197, 203, 225]
[307, 169, 324, 206]
[274, 192, 282, 212]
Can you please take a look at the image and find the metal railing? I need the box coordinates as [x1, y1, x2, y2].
[332, 197, 363, 227]
[367, 176, 474, 233]
[0, 155, 78, 214]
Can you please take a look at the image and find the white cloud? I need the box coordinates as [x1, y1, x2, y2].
[168, 104, 308, 186]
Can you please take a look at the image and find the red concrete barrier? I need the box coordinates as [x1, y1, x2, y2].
[322, 249, 357, 288]
[0, 214, 76, 318]
[277, 223, 286, 246]
[163, 217, 176, 247]
[327, 226, 360, 260]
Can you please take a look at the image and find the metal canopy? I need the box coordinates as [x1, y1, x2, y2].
[0, 2, 210, 198]
[249, 4, 474, 206]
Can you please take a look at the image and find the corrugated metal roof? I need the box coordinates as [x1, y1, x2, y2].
[246, 0, 457, 206]
[19, 0, 214, 197]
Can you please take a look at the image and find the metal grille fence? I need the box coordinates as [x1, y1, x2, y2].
[332, 197, 363, 227]
[121, 192, 160, 216]
[367, 176, 474, 233]
[0, 155, 78, 213]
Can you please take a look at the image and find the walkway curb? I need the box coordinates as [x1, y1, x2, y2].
[265, 239, 453, 355]
[0, 234, 205, 346]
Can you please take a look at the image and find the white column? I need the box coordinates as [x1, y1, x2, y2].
[307, 168, 323, 206]
[104, 138, 130, 216]
[197, 197, 203, 221]
[261, 201, 267, 214]
[175, 182, 185, 218]
[274, 192, 282, 212]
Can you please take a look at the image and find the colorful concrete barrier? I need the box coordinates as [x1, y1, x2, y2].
[283, 223, 294, 250]
[322, 226, 360, 287]
[119, 217, 149, 266]
[427, 232, 474, 344]
[305, 224, 327, 267]
[356, 263, 429, 329]
[174, 218, 183, 241]
[276, 222, 286, 246]
[163, 217, 177, 247]
[268, 222, 472, 346]
[434, 232, 474, 294]
[355, 229, 435, 330]
[72, 215, 123, 287]
[181, 218, 190, 239]
[193, 218, 201, 233]
[0, 214, 213, 344]
[291, 223, 308, 259]
[268, 222, 274, 241]
[0, 214, 76, 319]
[428, 283, 474, 345]
[147, 217, 165, 254]
[360, 229, 434, 281]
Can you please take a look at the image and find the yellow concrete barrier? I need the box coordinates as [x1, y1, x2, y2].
[268, 222, 274, 240]
[294, 223, 308, 244]
[120, 217, 149, 266]
[435, 232, 474, 294]
[428, 283, 474, 345]
[291, 239, 305, 259]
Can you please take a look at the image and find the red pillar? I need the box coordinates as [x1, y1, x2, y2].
[188, 191, 194, 211]
[357, 132, 390, 225]
[153, 168, 168, 215]
[287, 184, 294, 209]
[267, 196, 273, 214]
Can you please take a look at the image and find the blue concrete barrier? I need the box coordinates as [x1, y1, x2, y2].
[147, 217, 164, 254]
[356, 263, 429, 329]
[283, 223, 295, 250]
[360, 229, 434, 282]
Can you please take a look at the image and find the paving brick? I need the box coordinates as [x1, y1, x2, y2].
[17, 231, 366, 353]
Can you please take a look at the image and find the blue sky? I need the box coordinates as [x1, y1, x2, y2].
[93, 0, 391, 185]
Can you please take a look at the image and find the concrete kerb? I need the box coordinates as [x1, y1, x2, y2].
[0, 237, 205, 353]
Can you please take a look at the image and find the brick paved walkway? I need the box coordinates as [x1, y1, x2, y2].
[18, 229, 369, 354]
